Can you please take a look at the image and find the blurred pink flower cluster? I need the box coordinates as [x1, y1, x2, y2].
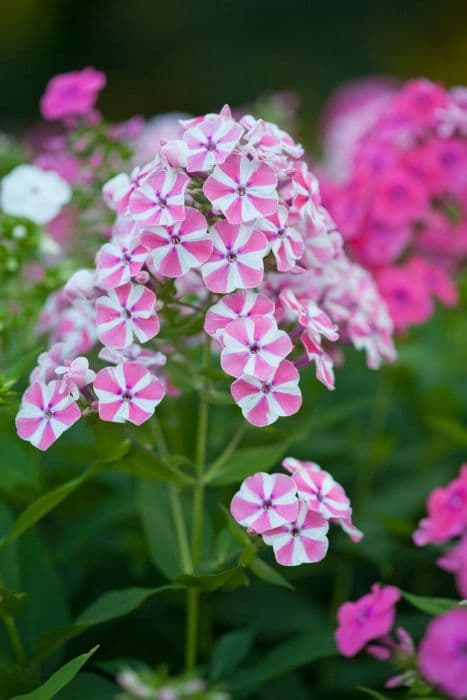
[320, 78, 467, 331]
[414, 464, 467, 599]
[230, 457, 361, 567]
[16, 87, 396, 451]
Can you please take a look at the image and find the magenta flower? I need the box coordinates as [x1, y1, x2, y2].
[93, 361, 165, 425]
[55, 357, 96, 399]
[418, 609, 467, 700]
[183, 106, 244, 172]
[221, 315, 292, 380]
[129, 166, 189, 227]
[262, 504, 329, 566]
[231, 359, 302, 427]
[413, 465, 467, 546]
[40, 67, 106, 121]
[96, 282, 159, 349]
[437, 535, 467, 598]
[204, 291, 275, 341]
[140, 207, 211, 278]
[96, 237, 147, 290]
[335, 584, 401, 657]
[201, 220, 268, 293]
[258, 205, 304, 271]
[203, 153, 278, 224]
[230, 472, 299, 534]
[16, 381, 81, 451]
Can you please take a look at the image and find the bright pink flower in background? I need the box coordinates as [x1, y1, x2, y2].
[230, 472, 299, 534]
[15, 381, 81, 451]
[372, 170, 427, 226]
[55, 357, 96, 399]
[201, 220, 268, 293]
[335, 584, 401, 657]
[375, 264, 433, 333]
[418, 609, 467, 700]
[93, 362, 165, 425]
[96, 238, 147, 290]
[129, 167, 189, 226]
[204, 291, 275, 340]
[140, 207, 211, 277]
[183, 106, 244, 172]
[40, 67, 106, 121]
[395, 78, 448, 127]
[258, 206, 304, 271]
[96, 282, 159, 348]
[437, 535, 467, 598]
[231, 359, 302, 427]
[221, 315, 292, 380]
[203, 153, 278, 223]
[262, 504, 329, 566]
[413, 465, 467, 546]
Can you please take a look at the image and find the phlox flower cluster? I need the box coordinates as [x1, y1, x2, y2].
[16, 104, 395, 450]
[413, 464, 467, 599]
[117, 668, 229, 700]
[230, 458, 361, 567]
[320, 78, 467, 331]
[336, 580, 467, 700]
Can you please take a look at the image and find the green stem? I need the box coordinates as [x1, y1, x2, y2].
[2, 615, 25, 664]
[204, 422, 247, 483]
[185, 336, 211, 673]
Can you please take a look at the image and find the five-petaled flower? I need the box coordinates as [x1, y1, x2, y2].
[93, 361, 165, 425]
[96, 282, 159, 348]
[183, 106, 244, 172]
[129, 167, 189, 226]
[203, 153, 278, 223]
[96, 237, 147, 290]
[204, 290, 275, 341]
[230, 472, 299, 534]
[262, 504, 329, 566]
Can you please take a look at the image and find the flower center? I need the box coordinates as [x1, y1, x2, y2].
[261, 384, 271, 394]
[291, 526, 300, 537]
[357, 607, 372, 625]
[449, 490, 464, 510]
[157, 196, 167, 208]
[44, 408, 53, 419]
[250, 343, 260, 354]
[227, 252, 237, 263]
[277, 228, 286, 239]
[171, 234, 181, 245]
[122, 390, 133, 402]
[122, 252, 131, 264]
[236, 186, 246, 197]
[122, 308, 132, 319]
[263, 499, 272, 510]
[205, 138, 217, 152]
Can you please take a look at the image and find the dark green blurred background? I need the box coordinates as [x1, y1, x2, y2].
[2, 0, 467, 131]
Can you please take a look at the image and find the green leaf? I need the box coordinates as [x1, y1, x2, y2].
[158, 311, 204, 340]
[249, 557, 294, 590]
[89, 419, 131, 463]
[34, 586, 177, 662]
[426, 416, 467, 447]
[402, 591, 459, 616]
[0, 464, 101, 550]
[357, 688, 391, 700]
[54, 672, 115, 699]
[177, 566, 248, 591]
[209, 628, 255, 681]
[0, 586, 26, 617]
[9, 646, 98, 700]
[207, 441, 289, 486]
[228, 630, 336, 691]
[114, 444, 193, 487]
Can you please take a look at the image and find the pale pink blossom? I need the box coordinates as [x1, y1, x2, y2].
[203, 153, 278, 223]
[64, 269, 99, 301]
[201, 220, 268, 293]
[231, 359, 302, 427]
[55, 357, 96, 399]
[96, 282, 159, 348]
[140, 207, 211, 277]
[262, 504, 329, 566]
[204, 291, 275, 341]
[93, 362, 165, 425]
[129, 166, 189, 227]
[98, 344, 166, 371]
[16, 381, 81, 451]
[230, 472, 299, 534]
[221, 315, 292, 380]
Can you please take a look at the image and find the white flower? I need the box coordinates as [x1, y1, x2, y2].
[0, 164, 71, 224]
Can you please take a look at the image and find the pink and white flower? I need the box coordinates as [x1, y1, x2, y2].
[289, 461, 352, 520]
[140, 207, 211, 277]
[55, 356, 96, 399]
[96, 282, 159, 348]
[99, 344, 166, 371]
[262, 504, 329, 566]
[204, 290, 275, 340]
[301, 332, 335, 390]
[221, 315, 292, 380]
[203, 153, 278, 223]
[201, 221, 268, 293]
[93, 362, 165, 425]
[258, 206, 304, 271]
[96, 238, 147, 290]
[183, 107, 244, 172]
[231, 359, 302, 427]
[16, 381, 81, 451]
[292, 162, 321, 215]
[230, 472, 299, 534]
[129, 167, 189, 226]
[281, 289, 339, 341]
